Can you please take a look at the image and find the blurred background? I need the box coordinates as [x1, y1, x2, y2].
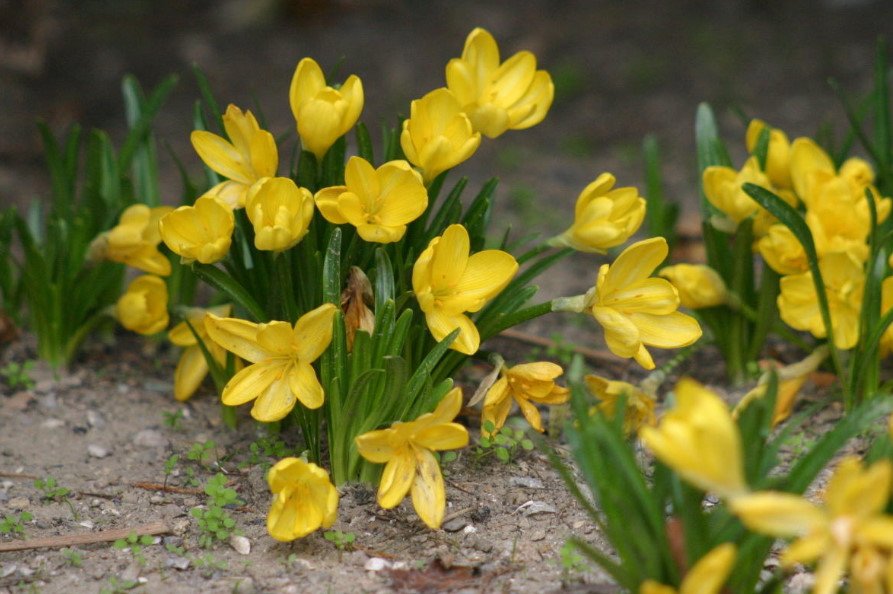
[2, 0, 892, 310]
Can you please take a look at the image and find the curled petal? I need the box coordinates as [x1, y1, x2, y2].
[411, 447, 446, 529]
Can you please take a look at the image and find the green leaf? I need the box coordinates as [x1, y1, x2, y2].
[405, 329, 458, 402]
[191, 263, 266, 322]
[356, 123, 374, 163]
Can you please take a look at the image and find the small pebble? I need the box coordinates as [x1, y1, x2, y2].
[41, 418, 64, 429]
[87, 444, 109, 458]
[165, 556, 190, 570]
[442, 517, 467, 532]
[515, 500, 558, 516]
[232, 577, 255, 594]
[8, 497, 29, 509]
[364, 557, 390, 572]
[509, 476, 544, 489]
[86, 410, 105, 428]
[133, 429, 167, 448]
[530, 529, 546, 541]
[230, 535, 251, 555]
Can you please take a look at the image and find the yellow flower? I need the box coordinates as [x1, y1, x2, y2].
[400, 88, 481, 182]
[639, 378, 748, 500]
[732, 346, 827, 427]
[355, 388, 469, 529]
[168, 304, 234, 402]
[92, 204, 173, 275]
[159, 195, 234, 264]
[778, 251, 864, 349]
[757, 224, 809, 275]
[881, 276, 893, 358]
[116, 275, 169, 335]
[745, 118, 792, 189]
[245, 177, 315, 252]
[481, 362, 569, 435]
[549, 173, 646, 253]
[584, 237, 701, 370]
[730, 457, 893, 594]
[205, 303, 337, 422]
[314, 157, 428, 243]
[412, 224, 517, 355]
[702, 157, 772, 225]
[584, 374, 656, 434]
[266, 457, 338, 541]
[639, 543, 736, 594]
[658, 264, 728, 309]
[289, 57, 364, 160]
[445, 27, 554, 138]
[190, 104, 278, 209]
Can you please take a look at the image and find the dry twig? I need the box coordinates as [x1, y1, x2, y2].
[0, 521, 170, 552]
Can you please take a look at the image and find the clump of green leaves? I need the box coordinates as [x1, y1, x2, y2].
[323, 529, 356, 551]
[61, 548, 83, 567]
[162, 409, 185, 429]
[474, 421, 534, 464]
[0, 511, 32, 537]
[239, 435, 292, 471]
[1, 360, 35, 390]
[191, 473, 241, 548]
[113, 531, 156, 566]
[35, 475, 78, 520]
[186, 439, 217, 468]
[100, 576, 140, 594]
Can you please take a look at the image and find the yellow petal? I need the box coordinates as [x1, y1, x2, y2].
[190, 130, 252, 185]
[730, 492, 824, 536]
[600, 237, 668, 295]
[413, 423, 469, 451]
[221, 359, 284, 406]
[355, 428, 397, 464]
[205, 314, 270, 363]
[431, 387, 464, 423]
[293, 303, 337, 362]
[812, 544, 849, 594]
[411, 447, 446, 529]
[173, 346, 209, 402]
[377, 447, 415, 509]
[458, 249, 518, 311]
[251, 377, 296, 422]
[314, 186, 349, 224]
[425, 309, 480, 355]
[515, 396, 544, 432]
[640, 581, 677, 594]
[289, 57, 325, 118]
[431, 225, 470, 290]
[680, 542, 736, 594]
[629, 311, 703, 349]
[286, 361, 325, 410]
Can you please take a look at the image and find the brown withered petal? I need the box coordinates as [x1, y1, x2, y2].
[341, 266, 375, 351]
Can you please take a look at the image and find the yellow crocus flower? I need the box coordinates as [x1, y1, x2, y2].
[549, 173, 646, 253]
[245, 177, 315, 252]
[658, 263, 728, 309]
[445, 27, 554, 138]
[190, 104, 278, 209]
[289, 57, 364, 160]
[881, 277, 893, 358]
[703, 157, 772, 226]
[481, 362, 569, 435]
[778, 251, 864, 349]
[400, 88, 481, 183]
[159, 195, 234, 264]
[91, 204, 173, 276]
[205, 303, 337, 422]
[582, 237, 702, 370]
[639, 378, 748, 500]
[639, 542, 736, 594]
[584, 374, 656, 435]
[355, 388, 469, 529]
[745, 118, 792, 189]
[167, 304, 235, 402]
[731, 457, 893, 594]
[412, 224, 517, 355]
[757, 224, 809, 276]
[116, 275, 169, 335]
[266, 457, 338, 541]
[314, 156, 428, 243]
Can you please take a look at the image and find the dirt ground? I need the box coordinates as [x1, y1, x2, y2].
[2, 1, 893, 592]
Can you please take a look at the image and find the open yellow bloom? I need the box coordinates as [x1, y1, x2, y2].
[289, 57, 364, 160]
[116, 275, 169, 335]
[159, 195, 234, 264]
[731, 457, 893, 594]
[703, 157, 772, 226]
[639, 378, 747, 500]
[584, 374, 656, 434]
[413, 224, 517, 355]
[445, 27, 554, 138]
[92, 204, 173, 276]
[245, 177, 315, 252]
[355, 388, 469, 529]
[400, 88, 481, 182]
[191, 104, 278, 209]
[584, 237, 701, 370]
[746, 119, 792, 189]
[205, 303, 337, 422]
[639, 542, 736, 594]
[549, 173, 646, 253]
[314, 157, 428, 243]
[658, 263, 728, 309]
[778, 251, 864, 349]
[481, 362, 569, 435]
[168, 304, 234, 402]
[266, 457, 338, 541]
